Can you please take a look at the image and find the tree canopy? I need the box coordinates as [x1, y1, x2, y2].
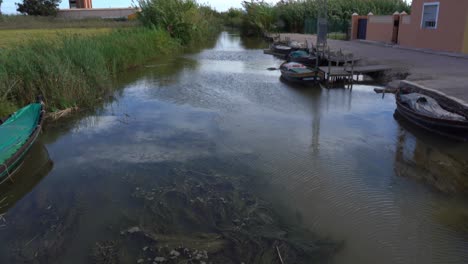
[16, 0, 61, 16]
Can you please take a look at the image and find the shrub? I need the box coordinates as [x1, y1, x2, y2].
[16, 0, 61, 16]
[137, 0, 221, 44]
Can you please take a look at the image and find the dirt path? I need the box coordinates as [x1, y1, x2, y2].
[280, 33, 468, 105]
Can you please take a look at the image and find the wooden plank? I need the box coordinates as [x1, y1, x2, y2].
[318, 66, 351, 76]
[350, 65, 393, 74]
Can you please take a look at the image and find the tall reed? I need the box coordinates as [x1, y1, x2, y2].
[0, 28, 180, 115]
[137, 0, 222, 45]
[240, 0, 410, 35]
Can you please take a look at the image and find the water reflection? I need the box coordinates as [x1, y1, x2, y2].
[394, 116, 468, 194]
[0, 31, 467, 264]
[0, 141, 53, 214]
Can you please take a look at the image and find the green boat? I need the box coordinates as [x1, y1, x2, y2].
[0, 102, 45, 182]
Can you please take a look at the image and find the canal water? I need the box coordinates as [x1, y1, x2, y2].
[0, 31, 467, 263]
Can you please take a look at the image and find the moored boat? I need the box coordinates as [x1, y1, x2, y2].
[0, 101, 45, 181]
[286, 50, 318, 66]
[280, 62, 324, 84]
[272, 44, 293, 55]
[395, 84, 468, 140]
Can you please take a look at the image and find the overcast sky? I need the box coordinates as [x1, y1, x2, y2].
[1, 0, 280, 14]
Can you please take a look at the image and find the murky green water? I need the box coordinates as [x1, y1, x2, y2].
[1, 31, 468, 264]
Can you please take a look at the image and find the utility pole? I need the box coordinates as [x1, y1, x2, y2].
[316, 0, 328, 47]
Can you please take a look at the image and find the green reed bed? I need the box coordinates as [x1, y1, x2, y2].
[0, 28, 180, 115]
[0, 0, 222, 116]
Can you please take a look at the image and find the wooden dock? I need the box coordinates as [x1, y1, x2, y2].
[350, 65, 393, 74]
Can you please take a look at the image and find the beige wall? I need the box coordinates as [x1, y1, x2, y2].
[366, 15, 395, 43]
[57, 8, 137, 19]
[398, 0, 468, 53]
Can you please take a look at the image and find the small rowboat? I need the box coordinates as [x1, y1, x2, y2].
[395, 85, 468, 140]
[0, 101, 45, 182]
[280, 62, 324, 85]
[272, 44, 293, 55]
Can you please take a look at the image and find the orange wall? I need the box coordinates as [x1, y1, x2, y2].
[366, 15, 395, 43]
[463, 13, 468, 54]
[398, 0, 468, 53]
[350, 15, 368, 40]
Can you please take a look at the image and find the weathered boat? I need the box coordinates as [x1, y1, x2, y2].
[272, 44, 293, 55]
[395, 85, 468, 140]
[0, 101, 45, 181]
[280, 62, 324, 84]
[286, 50, 318, 66]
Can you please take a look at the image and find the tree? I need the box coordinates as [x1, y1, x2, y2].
[16, 0, 61, 16]
[0, 0, 3, 15]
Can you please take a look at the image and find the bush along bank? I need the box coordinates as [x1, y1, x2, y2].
[0, 1, 222, 116]
[234, 0, 410, 36]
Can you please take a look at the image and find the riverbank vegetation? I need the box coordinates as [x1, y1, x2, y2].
[0, 0, 221, 116]
[222, 0, 410, 36]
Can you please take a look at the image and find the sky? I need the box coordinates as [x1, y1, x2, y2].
[1, 0, 278, 14]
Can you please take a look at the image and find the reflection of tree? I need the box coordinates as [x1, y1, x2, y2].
[394, 127, 468, 194]
[0, 141, 53, 214]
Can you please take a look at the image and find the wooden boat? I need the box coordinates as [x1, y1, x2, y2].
[272, 44, 293, 55]
[280, 62, 324, 84]
[0, 101, 45, 181]
[395, 85, 468, 140]
[286, 50, 317, 67]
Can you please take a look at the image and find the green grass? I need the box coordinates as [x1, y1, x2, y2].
[0, 28, 114, 48]
[328, 32, 347, 41]
[0, 15, 139, 30]
[0, 28, 181, 113]
[0, 9, 222, 115]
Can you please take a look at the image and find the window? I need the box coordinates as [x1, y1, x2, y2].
[421, 2, 439, 29]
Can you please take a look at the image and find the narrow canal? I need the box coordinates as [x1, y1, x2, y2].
[0, 31, 467, 263]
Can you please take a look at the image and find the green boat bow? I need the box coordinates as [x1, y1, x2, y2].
[0, 103, 44, 180]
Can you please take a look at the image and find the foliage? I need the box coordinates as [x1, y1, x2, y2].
[16, 0, 61, 16]
[0, 28, 180, 113]
[240, 0, 411, 35]
[242, 1, 277, 36]
[137, 0, 221, 45]
[222, 8, 244, 28]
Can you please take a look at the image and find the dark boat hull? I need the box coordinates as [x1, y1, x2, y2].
[287, 56, 317, 67]
[395, 87, 468, 141]
[280, 70, 324, 85]
[0, 104, 45, 181]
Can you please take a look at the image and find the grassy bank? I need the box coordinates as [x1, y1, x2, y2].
[0, 15, 139, 30]
[0, 28, 180, 115]
[0, 28, 115, 48]
[0, 0, 222, 116]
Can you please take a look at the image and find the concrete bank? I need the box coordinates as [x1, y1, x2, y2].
[279, 33, 468, 105]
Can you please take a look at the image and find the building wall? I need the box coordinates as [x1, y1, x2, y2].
[57, 8, 137, 19]
[398, 0, 468, 53]
[70, 0, 92, 8]
[350, 15, 368, 40]
[366, 15, 395, 43]
[463, 14, 468, 54]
